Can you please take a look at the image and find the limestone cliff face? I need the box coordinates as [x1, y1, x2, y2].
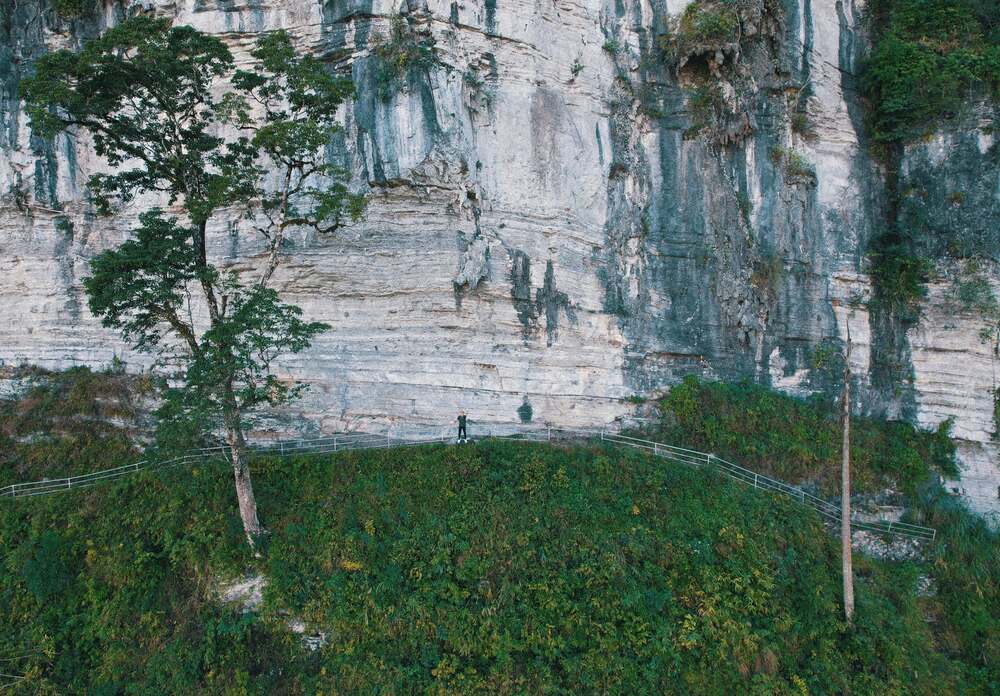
[0, 0, 997, 515]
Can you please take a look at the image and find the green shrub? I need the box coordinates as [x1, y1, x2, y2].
[911, 487, 1000, 687]
[651, 376, 957, 495]
[0, 366, 151, 484]
[684, 82, 726, 138]
[52, 0, 92, 18]
[770, 146, 816, 183]
[867, 229, 932, 321]
[789, 111, 814, 138]
[679, 1, 740, 48]
[952, 265, 999, 316]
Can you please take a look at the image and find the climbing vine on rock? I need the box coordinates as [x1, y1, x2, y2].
[862, 0, 1000, 146]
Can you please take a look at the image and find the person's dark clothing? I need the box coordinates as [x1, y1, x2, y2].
[458, 415, 467, 439]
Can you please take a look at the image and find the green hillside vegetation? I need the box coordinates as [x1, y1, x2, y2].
[651, 376, 957, 497]
[0, 369, 997, 693]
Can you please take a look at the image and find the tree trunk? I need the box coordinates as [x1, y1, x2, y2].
[223, 396, 262, 548]
[842, 334, 855, 624]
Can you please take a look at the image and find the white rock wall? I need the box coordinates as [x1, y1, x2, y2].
[910, 272, 1000, 519]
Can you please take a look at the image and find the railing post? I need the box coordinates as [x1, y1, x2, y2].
[888, 521, 894, 535]
[653, 443, 659, 456]
[753, 473, 758, 488]
[333, 437, 338, 452]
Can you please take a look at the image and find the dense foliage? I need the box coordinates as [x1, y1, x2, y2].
[677, 1, 740, 48]
[652, 376, 957, 496]
[1, 371, 995, 693]
[0, 366, 149, 486]
[863, 0, 1000, 144]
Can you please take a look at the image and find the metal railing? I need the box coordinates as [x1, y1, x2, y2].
[0, 425, 936, 540]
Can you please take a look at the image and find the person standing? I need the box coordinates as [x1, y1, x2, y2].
[457, 411, 468, 442]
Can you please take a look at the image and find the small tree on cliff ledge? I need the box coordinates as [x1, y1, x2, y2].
[22, 17, 365, 547]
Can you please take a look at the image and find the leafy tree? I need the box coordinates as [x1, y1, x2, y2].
[22, 17, 365, 546]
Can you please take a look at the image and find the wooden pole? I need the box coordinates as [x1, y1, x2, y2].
[842, 322, 855, 624]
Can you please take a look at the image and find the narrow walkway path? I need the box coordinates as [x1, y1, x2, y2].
[0, 425, 936, 540]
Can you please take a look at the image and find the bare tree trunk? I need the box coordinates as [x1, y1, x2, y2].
[842, 332, 855, 624]
[223, 392, 262, 548]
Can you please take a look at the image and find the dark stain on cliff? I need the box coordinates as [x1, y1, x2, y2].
[485, 0, 497, 35]
[509, 250, 538, 339]
[517, 396, 533, 423]
[538, 260, 576, 346]
[594, 0, 852, 399]
[508, 250, 576, 345]
[323, 0, 440, 185]
[53, 217, 81, 320]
